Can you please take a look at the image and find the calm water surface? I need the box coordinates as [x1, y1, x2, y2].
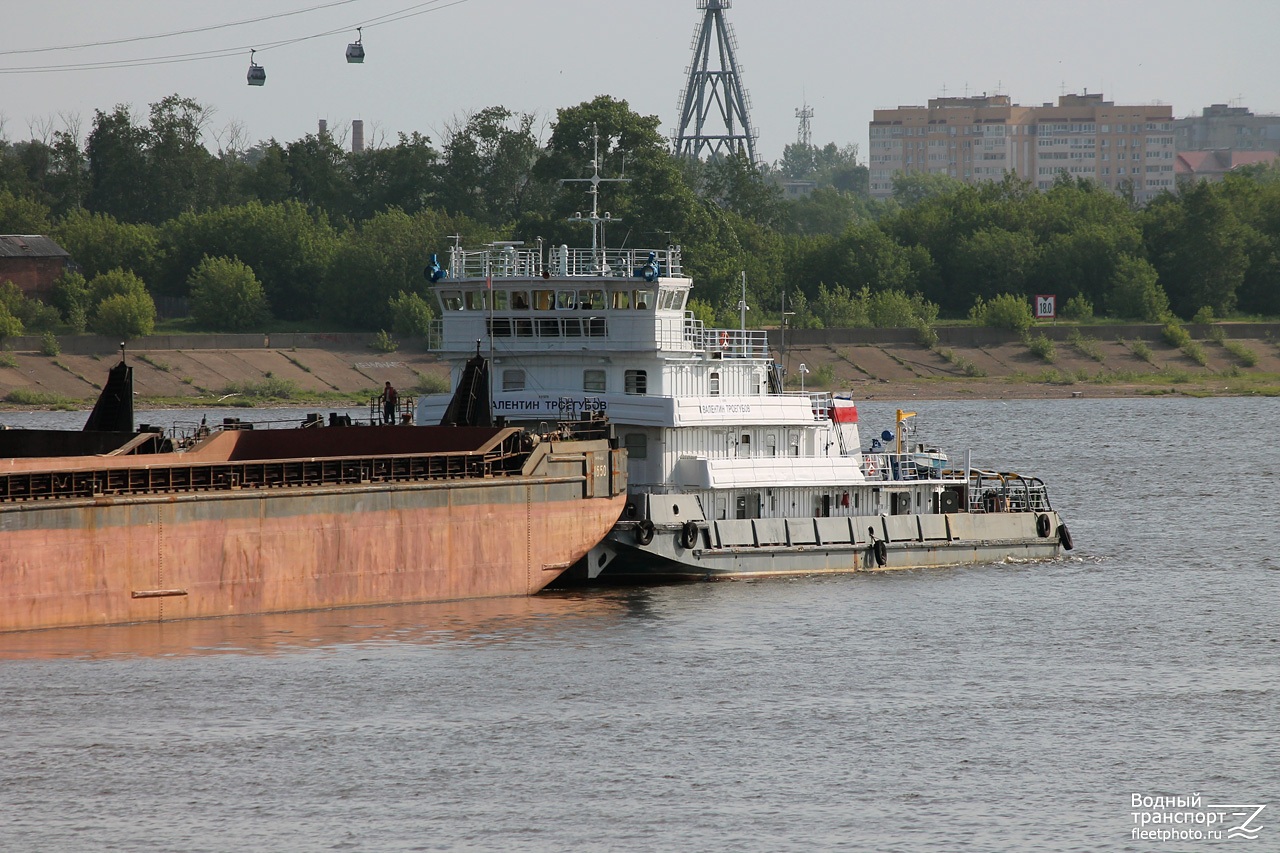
[1, 398, 1277, 852]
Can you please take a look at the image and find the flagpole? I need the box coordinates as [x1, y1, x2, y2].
[487, 272, 493, 389]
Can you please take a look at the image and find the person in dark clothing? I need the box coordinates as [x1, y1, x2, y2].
[382, 382, 398, 425]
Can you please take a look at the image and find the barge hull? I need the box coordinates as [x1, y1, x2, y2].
[2, 442, 627, 632]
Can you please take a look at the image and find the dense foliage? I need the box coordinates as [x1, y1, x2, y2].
[3, 93, 1280, 333]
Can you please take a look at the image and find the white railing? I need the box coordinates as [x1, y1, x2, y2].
[446, 245, 683, 280]
[862, 453, 965, 483]
[681, 319, 770, 358]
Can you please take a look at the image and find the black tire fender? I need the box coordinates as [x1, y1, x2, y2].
[1036, 513, 1052, 538]
[680, 520, 699, 550]
[635, 519, 655, 546]
[873, 539, 888, 567]
[1057, 523, 1074, 551]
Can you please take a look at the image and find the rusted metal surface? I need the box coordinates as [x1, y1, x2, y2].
[1, 439, 627, 633]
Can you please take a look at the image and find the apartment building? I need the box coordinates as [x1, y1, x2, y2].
[869, 92, 1176, 203]
[1175, 104, 1280, 154]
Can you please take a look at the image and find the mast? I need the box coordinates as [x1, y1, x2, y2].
[561, 124, 628, 273]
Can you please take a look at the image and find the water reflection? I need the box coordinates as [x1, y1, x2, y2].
[0, 589, 655, 660]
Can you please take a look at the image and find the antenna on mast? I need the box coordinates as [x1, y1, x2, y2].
[561, 124, 629, 272]
[795, 102, 814, 147]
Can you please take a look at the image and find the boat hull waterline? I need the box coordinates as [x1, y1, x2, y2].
[1, 428, 627, 632]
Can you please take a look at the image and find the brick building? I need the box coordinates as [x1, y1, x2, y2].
[0, 235, 71, 300]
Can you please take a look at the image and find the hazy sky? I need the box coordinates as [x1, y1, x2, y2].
[4, 0, 1279, 164]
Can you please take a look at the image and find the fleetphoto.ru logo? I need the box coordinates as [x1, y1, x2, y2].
[1131, 793, 1267, 842]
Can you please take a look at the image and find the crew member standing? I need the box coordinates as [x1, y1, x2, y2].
[382, 381, 399, 425]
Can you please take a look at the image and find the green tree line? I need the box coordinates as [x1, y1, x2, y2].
[3, 92, 1279, 339]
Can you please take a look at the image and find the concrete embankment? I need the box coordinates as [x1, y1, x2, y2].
[2, 324, 1279, 407]
[1, 333, 449, 407]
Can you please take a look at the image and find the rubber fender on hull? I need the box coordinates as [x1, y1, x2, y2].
[1057, 523, 1074, 551]
[635, 519, 655, 546]
[872, 539, 888, 567]
[1036, 513, 1053, 538]
[680, 520, 699, 550]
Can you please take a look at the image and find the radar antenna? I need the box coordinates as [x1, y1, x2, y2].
[673, 0, 758, 164]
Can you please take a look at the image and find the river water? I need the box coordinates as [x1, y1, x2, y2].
[1, 397, 1277, 852]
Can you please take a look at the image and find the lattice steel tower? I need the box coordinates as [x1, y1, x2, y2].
[674, 0, 758, 164]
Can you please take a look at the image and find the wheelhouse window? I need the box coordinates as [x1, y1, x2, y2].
[465, 290, 487, 310]
[579, 289, 605, 310]
[532, 289, 554, 310]
[511, 290, 530, 310]
[583, 369, 606, 392]
[556, 290, 577, 310]
[633, 290, 653, 310]
[624, 369, 647, 395]
[491, 290, 509, 310]
[611, 290, 631, 310]
[502, 369, 525, 391]
[440, 291, 463, 311]
[623, 432, 648, 459]
[658, 289, 686, 311]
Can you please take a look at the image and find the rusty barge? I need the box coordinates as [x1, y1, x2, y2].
[1, 357, 627, 632]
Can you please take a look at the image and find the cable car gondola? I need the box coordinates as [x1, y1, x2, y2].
[247, 49, 266, 86]
[346, 28, 365, 64]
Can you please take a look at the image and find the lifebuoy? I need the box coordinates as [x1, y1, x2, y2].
[872, 539, 887, 567]
[1057, 523, 1074, 551]
[866, 458, 878, 478]
[719, 331, 729, 349]
[1036, 513, 1052, 538]
[635, 519, 655, 546]
[680, 520, 699, 550]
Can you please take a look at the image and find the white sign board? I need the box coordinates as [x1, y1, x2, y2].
[1035, 294, 1057, 319]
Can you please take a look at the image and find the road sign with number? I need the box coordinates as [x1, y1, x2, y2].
[1035, 294, 1056, 319]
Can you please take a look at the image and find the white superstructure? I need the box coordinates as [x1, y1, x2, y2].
[417, 148, 1068, 579]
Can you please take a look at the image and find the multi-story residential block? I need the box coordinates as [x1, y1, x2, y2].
[1175, 104, 1280, 154]
[869, 92, 1176, 203]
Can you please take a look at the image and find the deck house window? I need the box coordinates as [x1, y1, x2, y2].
[579, 289, 605, 309]
[709, 371, 720, 396]
[583, 369, 606, 392]
[491, 290, 509, 310]
[624, 369, 647, 395]
[556, 290, 577, 310]
[502, 369, 525, 391]
[511, 291, 530, 310]
[532, 290, 554, 310]
[623, 432, 648, 459]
